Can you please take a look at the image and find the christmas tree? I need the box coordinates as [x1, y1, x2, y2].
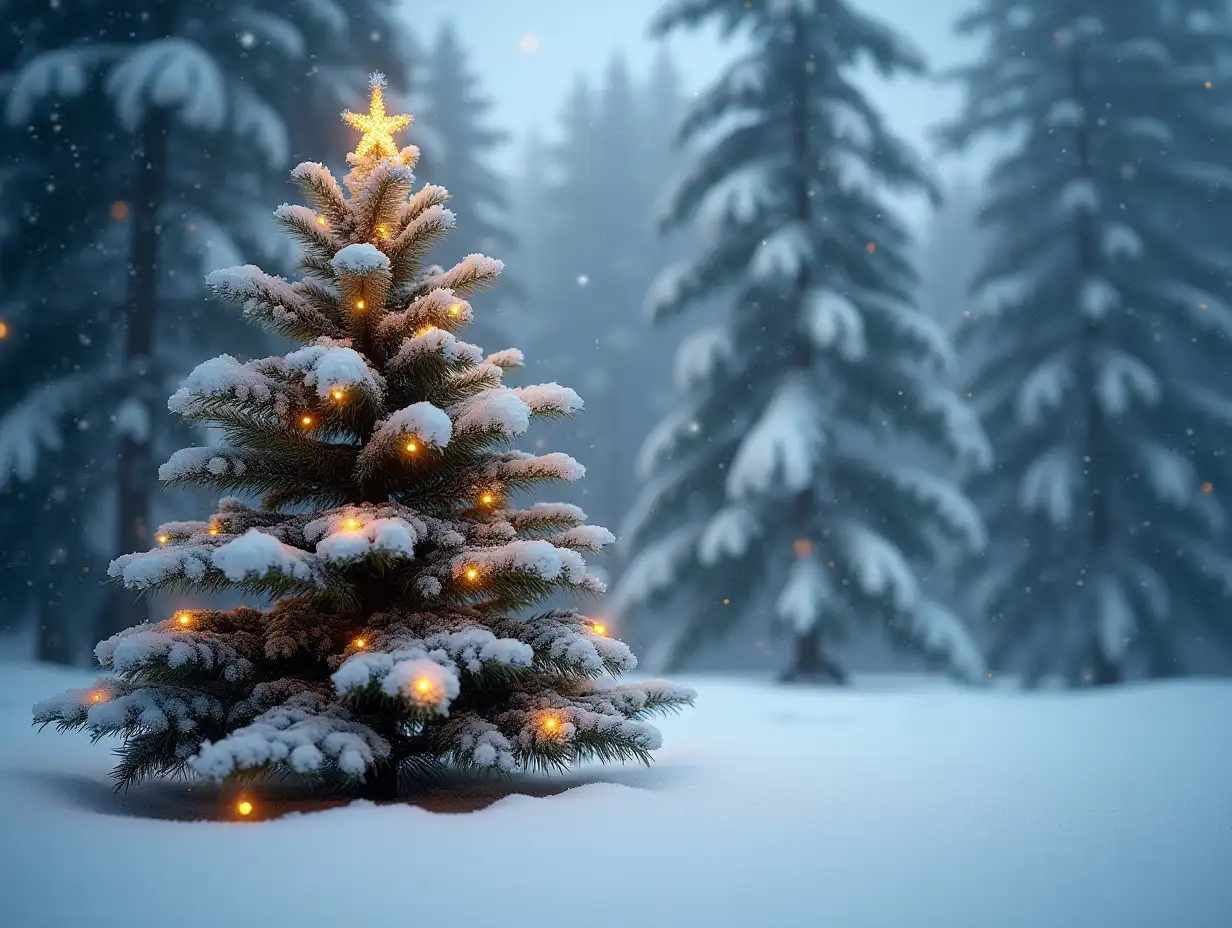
[33, 75, 693, 800]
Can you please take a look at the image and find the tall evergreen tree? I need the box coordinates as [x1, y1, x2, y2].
[946, 0, 1232, 683]
[0, 1, 416, 657]
[35, 77, 692, 799]
[615, 0, 989, 681]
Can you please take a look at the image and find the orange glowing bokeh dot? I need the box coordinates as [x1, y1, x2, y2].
[793, 537, 813, 558]
[237, 800, 254, 816]
[110, 201, 130, 222]
[591, 623, 607, 637]
[1202, 481, 1214, 494]
[0, 320, 8, 339]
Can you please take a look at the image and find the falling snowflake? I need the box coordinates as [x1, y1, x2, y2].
[576, 274, 589, 287]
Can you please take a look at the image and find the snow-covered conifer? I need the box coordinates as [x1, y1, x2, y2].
[946, 0, 1232, 683]
[34, 77, 693, 798]
[615, 0, 989, 682]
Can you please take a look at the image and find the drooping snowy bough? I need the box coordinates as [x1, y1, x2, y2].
[34, 75, 693, 797]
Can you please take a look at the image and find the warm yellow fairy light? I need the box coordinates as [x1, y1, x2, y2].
[354, 638, 367, 649]
[332, 389, 344, 401]
[0, 321, 8, 339]
[345, 518, 359, 530]
[316, 215, 327, 226]
[89, 690, 107, 704]
[177, 612, 192, 626]
[541, 716, 560, 735]
[208, 526, 220, 536]
[343, 73, 411, 160]
[465, 567, 479, 582]
[301, 415, 313, 426]
[237, 800, 254, 817]
[591, 623, 607, 637]
[415, 678, 433, 694]
[481, 493, 494, 505]
[157, 534, 168, 544]
[356, 299, 366, 311]
[405, 441, 418, 453]
[448, 303, 461, 316]
[376, 224, 388, 237]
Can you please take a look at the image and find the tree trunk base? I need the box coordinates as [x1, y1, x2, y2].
[1090, 652, 1122, 686]
[358, 762, 401, 801]
[780, 628, 847, 685]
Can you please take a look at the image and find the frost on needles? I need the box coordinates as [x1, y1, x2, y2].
[33, 79, 693, 798]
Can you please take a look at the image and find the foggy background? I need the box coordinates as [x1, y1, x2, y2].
[2, 0, 1227, 678]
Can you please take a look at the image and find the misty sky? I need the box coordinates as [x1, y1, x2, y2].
[401, 0, 985, 187]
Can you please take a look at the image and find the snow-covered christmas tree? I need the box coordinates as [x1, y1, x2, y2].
[614, 0, 990, 682]
[33, 75, 693, 800]
[946, 0, 1232, 684]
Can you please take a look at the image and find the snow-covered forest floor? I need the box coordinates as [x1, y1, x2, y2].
[1, 662, 1229, 928]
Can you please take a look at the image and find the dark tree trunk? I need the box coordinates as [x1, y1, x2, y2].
[1067, 55, 1121, 687]
[97, 34, 175, 641]
[35, 592, 73, 666]
[1091, 651, 1122, 686]
[358, 762, 401, 801]
[781, 627, 847, 685]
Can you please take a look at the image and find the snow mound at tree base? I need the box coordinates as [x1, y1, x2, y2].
[2, 661, 1230, 928]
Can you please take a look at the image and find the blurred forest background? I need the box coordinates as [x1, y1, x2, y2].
[2, 0, 1230, 682]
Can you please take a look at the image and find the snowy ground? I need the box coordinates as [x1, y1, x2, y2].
[2, 662, 1229, 928]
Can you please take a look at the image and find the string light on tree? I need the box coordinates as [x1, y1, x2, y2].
[316, 215, 327, 226]
[176, 612, 192, 626]
[89, 690, 107, 704]
[332, 389, 344, 401]
[591, 622, 608, 637]
[465, 567, 479, 582]
[301, 415, 313, 427]
[157, 534, 169, 545]
[353, 638, 367, 650]
[345, 518, 360, 531]
[355, 300, 366, 311]
[405, 440, 418, 453]
[236, 800, 254, 817]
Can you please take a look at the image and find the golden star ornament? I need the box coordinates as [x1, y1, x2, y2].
[343, 72, 411, 160]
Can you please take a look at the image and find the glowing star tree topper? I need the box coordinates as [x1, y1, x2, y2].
[343, 72, 412, 161]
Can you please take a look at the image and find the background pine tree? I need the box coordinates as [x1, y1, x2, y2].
[615, 0, 990, 682]
[0, 0, 415, 661]
[946, 0, 1232, 684]
[34, 78, 692, 798]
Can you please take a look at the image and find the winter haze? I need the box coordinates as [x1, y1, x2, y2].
[1, 2, 1231, 924]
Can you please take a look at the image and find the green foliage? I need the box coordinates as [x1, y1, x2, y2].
[36, 99, 693, 796]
